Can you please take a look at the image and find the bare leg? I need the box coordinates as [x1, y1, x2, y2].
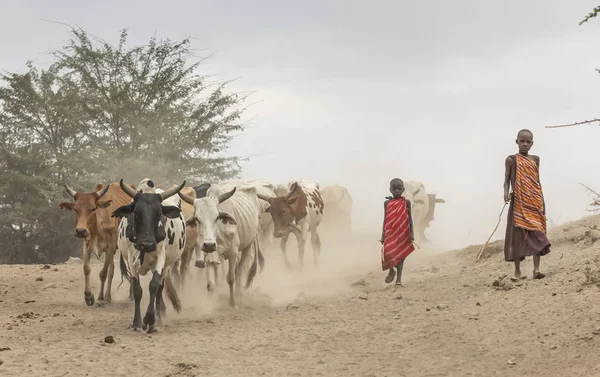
[533, 255, 545, 279]
[514, 260, 522, 279]
[395, 259, 405, 286]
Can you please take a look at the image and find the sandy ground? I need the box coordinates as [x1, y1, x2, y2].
[3, 218, 600, 377]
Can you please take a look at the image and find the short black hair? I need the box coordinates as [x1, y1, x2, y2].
[517, 129, 533, 138]
[390, 178, 404, 186]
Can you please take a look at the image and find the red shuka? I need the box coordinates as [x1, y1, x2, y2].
[381, 197, 415, 270]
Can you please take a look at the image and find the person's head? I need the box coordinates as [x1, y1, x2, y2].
[515, 129, 534, 154]
[389, 178, 404, 198]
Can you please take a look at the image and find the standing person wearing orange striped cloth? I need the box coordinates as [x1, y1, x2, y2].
[503, 129, 551, 280]
[380, 178, 415, 286]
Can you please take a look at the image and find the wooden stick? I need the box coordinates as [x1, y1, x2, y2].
[476, 202, 508, 262]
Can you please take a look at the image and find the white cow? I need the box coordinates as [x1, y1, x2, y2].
[402, 181, 446, 243]
[258, 180, 324, 271]
[179, 183, 264, 308]
[320, 184, 353, 237]
[113, 179, 187, 333]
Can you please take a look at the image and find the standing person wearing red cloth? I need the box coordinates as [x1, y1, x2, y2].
[503, 129, 551, 280]
[380, 178, 415, 286]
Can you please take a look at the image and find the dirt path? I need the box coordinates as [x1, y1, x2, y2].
[2, 218, 600, 376]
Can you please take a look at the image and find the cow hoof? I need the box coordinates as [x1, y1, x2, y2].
[195, 260, 206, 268]
[95, 301, 106, 308]
[128, 323, 142, 331]
[84, 293, 95, 306]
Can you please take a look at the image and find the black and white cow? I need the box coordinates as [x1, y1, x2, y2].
[113, 179, 186, 333]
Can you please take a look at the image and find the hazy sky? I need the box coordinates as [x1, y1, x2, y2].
[2, 1, 600, 249]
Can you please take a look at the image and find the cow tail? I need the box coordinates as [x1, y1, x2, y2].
[117, 252, 131, 290]
[244, 239, 260, 290]
[164, 270, 183, 313]
[258, 248, 265, 273]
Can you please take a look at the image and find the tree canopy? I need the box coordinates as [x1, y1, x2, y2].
[0, 27, 247, 263]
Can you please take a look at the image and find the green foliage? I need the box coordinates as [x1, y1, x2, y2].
[580, 6, 600, 25]
[0, 27, 247, 263]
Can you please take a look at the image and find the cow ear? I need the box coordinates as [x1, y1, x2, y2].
[96, 199, 112, 209]
[112, 203, 135, 218]
[287, 196, 298, 205]
[414, 199, 425, 205]
[162, 205, 182, 219]
[186, 217, 197, 228]
[59, 202, 75, 211]
[218, 211, 238, 225]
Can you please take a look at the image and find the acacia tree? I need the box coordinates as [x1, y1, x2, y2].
[0, 28, 247, 263]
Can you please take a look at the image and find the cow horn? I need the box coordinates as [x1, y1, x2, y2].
[178, 191, 195, 206]
[257, 193, 273, 203]
[64, 184, 77, 199]
[412, 188, 421, 196]
[217, 187, 236, 204]
[285, 182, 298, 200]
[160, 180, 186, 201]
[120, 179, 138, 198]
[95, 184, 110, 198]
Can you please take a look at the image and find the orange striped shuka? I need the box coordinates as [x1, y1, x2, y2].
[381, 197, 415, 271]
[513, 154, 546, 233]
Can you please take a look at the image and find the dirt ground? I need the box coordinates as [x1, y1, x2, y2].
[3, 217, 600, 377]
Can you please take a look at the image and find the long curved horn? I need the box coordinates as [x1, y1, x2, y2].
[285, 182, 298, 200]
[217, 187, 236, 204]
[178, 191, 195, 206]
[120, 179, 138, 198]
[64, 184, 77, 199]
[257, 193, 273, 203]
[95, 183, 110, 198]
[160, 180, 186, 201]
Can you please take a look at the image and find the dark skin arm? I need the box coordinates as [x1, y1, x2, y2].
[380, 200, 389, 243]
[503, 156, 513, 203]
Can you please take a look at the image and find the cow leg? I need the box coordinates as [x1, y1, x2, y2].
[311, 230, 322, 268]
[82, 243, 95, 306]
[226, 250, 238, 308]
[104, 250, 115, 303]
[206, 261, 217, 295]
[143, 271, 161, 333]
[97, 249, 113, 303]
[280, 234, 291, 270]
[130, 277, 143, 331]
[172, 259, 183, 289]
[195, 245, 206, 268]
[155, 280, 165, 325]
[235, 245, 253, 305]
[180, 246, 193, 288]
[296, 233, 307, 272]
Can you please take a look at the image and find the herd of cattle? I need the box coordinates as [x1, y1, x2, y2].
[58, 178, 444, 332]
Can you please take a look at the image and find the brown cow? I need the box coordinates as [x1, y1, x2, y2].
[172, 186, 199, 288]
[258, 180, 324, 270]
[59, 181, 135, 306]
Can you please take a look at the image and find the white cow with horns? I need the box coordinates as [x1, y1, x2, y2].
[179, 183, 264, 308]
[113, 179, 187, 333]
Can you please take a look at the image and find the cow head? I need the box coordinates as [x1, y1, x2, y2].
[59, 183, 112, 238]
[179, 187, 237, 253]
[111, 179, 185, 253]
[257, 182, 302, 238]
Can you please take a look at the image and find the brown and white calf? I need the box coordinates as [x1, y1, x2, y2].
[257, 180, 324, 270]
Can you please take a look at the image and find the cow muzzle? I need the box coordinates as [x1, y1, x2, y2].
[273, 231, 285, 238]
[202, 242, 216, 253]
[74, 228, 88, 238]
[137, 240, 157, 252]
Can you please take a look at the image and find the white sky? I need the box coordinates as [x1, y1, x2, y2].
[2, 1, 600, 249]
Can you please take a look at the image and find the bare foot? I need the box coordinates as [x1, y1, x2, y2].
[385, 269, 396, 284]
[395, 282, 403, 287]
